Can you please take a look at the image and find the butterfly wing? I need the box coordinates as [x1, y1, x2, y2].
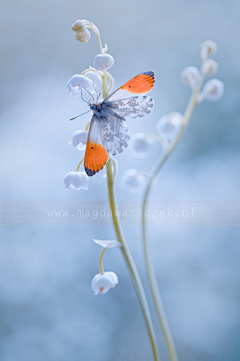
[84, 115, 109, 176]
[103, 71, 155, 102]
[104, 95, 154, 119]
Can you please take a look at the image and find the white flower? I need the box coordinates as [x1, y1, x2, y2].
[180, 66, 200, 89]
[93, 54, 114, 71]
[91, 271, 118, 295]
[202, 59, 218, 76]
[72, 20, 91, 43]
[63, 171, 89, 190]
[93, 239, 121, 248]
[85, 71, 102, 94]
[69, 130, 88, 150]
[130, 132, 153, 158]
[200, 40, 217, 60]
[121, 169, 146, 194]
[156, 112, 183, 144]
[197, 79, 224, 103]
[67, 74, 93, 97]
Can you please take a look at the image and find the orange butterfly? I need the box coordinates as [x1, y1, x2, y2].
[84, 71, 155, 176]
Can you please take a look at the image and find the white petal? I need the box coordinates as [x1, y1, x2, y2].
[201, 40, 217, 60]
[67, 74, 93, 92]
[75, 30, 91, 43]
[63, 171, 89, 190]
[121, 169, 146, 194]
[202, 59, 218, 76]
[130, 132, 153, 158]
[105, 271, 118, 285]
[93, 54, 114, 71]
[156, 112, 183, 144]
[180, 66, 200, 89]
[70, 130, 88, 150]
[93, 239, 121, 248]
[91, 272, 118, 295]
[198, 79, 224, 102]
[72, 20, 87, 32]
[85, 71, 102, 94]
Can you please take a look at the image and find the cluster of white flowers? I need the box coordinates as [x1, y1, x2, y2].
[64, 19, 116, 192]
[122, 40, 224, 193]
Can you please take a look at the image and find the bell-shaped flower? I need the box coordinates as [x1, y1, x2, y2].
[202, 59, 218, 76]
[180, 66, 200, 89]
[93, 54, 114, 71]
[197, 79, 224, 103]
[71, 20, 91, 43]
[156, 112, 183, 144]
[69, 130, 88, 150]
[91, 271, 118, 295]
[121, 169, 146, 194]
[64, 171, 89, 190]
[85, 71, 102, 94]
[130, 132, 154, 158]
[67, 74, 94, 97]
[200, 40, 217, 60]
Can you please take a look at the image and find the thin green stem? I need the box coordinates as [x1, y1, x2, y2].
[99, 248, 107, 274]
[142, 72, 205, 361]
[107, 160, 160, 361]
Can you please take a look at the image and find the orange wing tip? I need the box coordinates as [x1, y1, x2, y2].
[84, 142, 108, 177]
[121, 71, 155, 94]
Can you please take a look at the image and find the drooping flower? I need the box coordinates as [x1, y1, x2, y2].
[93, 54, 114, 71]
[72, 20, 91, 43]
[69, 130, 88, 150]
[64, 171, 89, 190]
[156, 112, 183, 144]
[197, 79, 224, 103]
[130, 132, 154, 158]
[202, 59, 218, 76]
[91, 271, 118, 295]
[180, 66, 201, 89]
[121, 169, 147, 194]
[200, 40, 217, 60]
[67, 74, 94, 97]
[84, 71, 103, 94]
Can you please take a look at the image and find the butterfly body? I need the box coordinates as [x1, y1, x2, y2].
[84, 71, 155, 176]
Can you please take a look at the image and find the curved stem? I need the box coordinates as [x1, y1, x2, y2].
[76, 158, 84, 172]
[99, 248, 107, 274]
[142, 73, 205, 361]
[107, 160, 160, 361]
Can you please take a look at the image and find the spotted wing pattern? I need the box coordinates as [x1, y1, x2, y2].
[98, 111, 130, 156]
[105, 96, 154, 119]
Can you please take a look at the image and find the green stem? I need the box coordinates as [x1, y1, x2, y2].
[102, 70, 108, 99]
[107, 160, 160, 361]
[99, 248, 107, 274]
[142, 73, 205, 361]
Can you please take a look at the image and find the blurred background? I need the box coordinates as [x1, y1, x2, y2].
[1, 0, 240, 360]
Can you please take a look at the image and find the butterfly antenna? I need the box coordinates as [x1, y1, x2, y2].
[84, 87, 95, 102]
[80, 88, 90, 105]
[70, 109, 91, 121]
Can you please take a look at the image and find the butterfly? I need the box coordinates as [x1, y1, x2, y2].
[84, 71, 155, 176]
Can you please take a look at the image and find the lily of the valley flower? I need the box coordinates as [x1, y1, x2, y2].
[69, 130, 88, 150]
[91, 271, 118, 295]
[64, 171, 89, 190]
[202, 59, 218, 76]
[121, 169, 147, 194]
[200, 40, 217, 60]
[93, 54, 114, 71]
[130, 132, 154, 158]
[156, 112, 183, 144]
[197, 79, 224, 103]
[72, 20, 91, 43]
[67, 74, 94, 97]
[84, 71, 102, 94]
[180, 66, 200, 89]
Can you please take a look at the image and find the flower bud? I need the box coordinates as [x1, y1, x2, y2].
[91, 272, 118, 295]
[67, 74, 93, 97]
[200, 40, 217, 60]
[69, 130, 88, 150]
[197, 79, 224, 103]
[202, 59, 218, 76]
[75, 29, 91, 43]
[130, 132, 153, 158]
[180, 66, 200, 89]
[72, 20, 87, 32]
[156, 112, 183, 144]
[85, 71, 102, 94]
[121, 169, 146, 194]
[93, 54, 114, 71]
[64, 171, 89, 190]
